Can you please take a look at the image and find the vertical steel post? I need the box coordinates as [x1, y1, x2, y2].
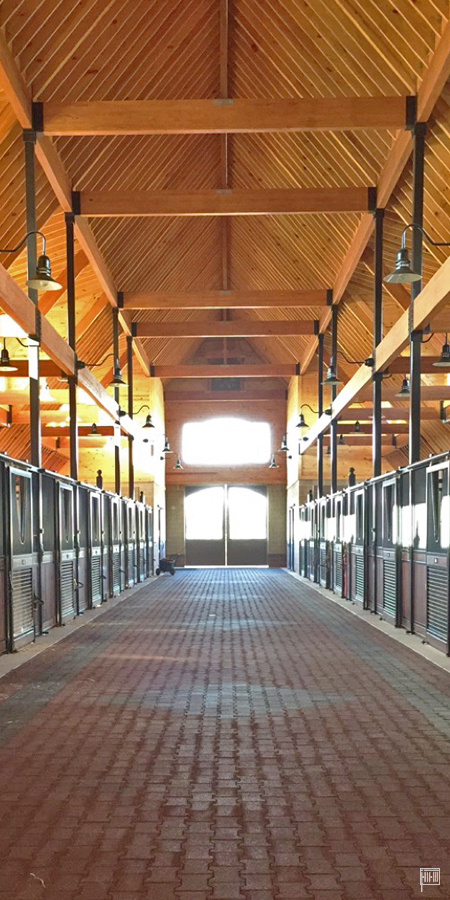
[112, 307, 121, 495]
[372, 208, 384, 478]
[409, 123, 426, 466]
[317, 333, 324, 498]
[24, 130, 41, 469]
[330, 305, 338, 494]
[127, 335, 134, 500]
[65, 213, 78, 482]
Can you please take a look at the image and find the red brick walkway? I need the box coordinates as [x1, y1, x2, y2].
[0, 569, 450, 900]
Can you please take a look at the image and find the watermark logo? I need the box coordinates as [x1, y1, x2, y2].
[420, 868, 440, 892]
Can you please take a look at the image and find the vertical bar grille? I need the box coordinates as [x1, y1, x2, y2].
[91, 555, 102, 604]
[334, 547, 342, 592]
[427, 566, 448, 642]
[128, 547, 135, 585]
[60, 559, 74, 618]
[355, 554, 364, 601]
[319, 542, 328, 587]
[11, 567, 33, 639]
[112, 549, 121, 594]
[383, 558, 397, 616]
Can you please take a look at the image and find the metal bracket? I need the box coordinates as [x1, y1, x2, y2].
[150, 363, 155, 377]
[64, 211, 75, 227]
[326, 289, 333, 306]
[117, 291, 124, 308]
[131, 322, 137, 337]
[31, 103, 44, 133]
[314, 320, 319, 335]
[71, 191, 81, 216]
[367, 187, 377, 213]
[405, 95, 417, 132]
[295, 362, 300, 375]
[23, 128, 37, 145]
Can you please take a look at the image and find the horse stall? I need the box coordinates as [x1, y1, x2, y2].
[331, 491, 344, 597]
[347, 483, 366, 607]
[318, 496, 330, 588]
[420, 457, 450, 652]
[88, 486, 104, 607]
[125, 499, 136, 588]
[373, 473, 401, 625]
[0, 459, 8, 653]
[7, 462, 37, 649]
[136, 501, 147, 582]
[110, 493, 123, 596]
[306, 496, 317, 582]
[299, 505, 308, 578]
[145, 505, 154, 577]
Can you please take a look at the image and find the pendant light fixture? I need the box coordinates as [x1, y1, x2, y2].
[391, 434, 398, 448]
[268, 454, 279, 469]
[162, 436, 171, 453]
[109, 364, 127, 387]
[90, 423, 98, 435]
[433, 335, 450, 367]
[338, 433, 345, 446]
[279, 434, 289, 452]
[395, 376, 410, 398]
[0, 231, 62, 291]
[296, 412, 307, 430]
[0, 340, 18, 373]
[385, 224, 450, 285]
[353, 421, 361, 433]
[322, 364, 342, 387]
[173, 457, 183, 470]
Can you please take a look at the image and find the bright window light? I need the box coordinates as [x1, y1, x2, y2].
[182, 418, 271, 466]
[185, 487, 224, 540]
[228, 487, 267, 539]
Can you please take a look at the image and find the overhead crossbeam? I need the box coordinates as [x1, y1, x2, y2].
[134, 320, 317, 338]
[78, 187, 374, 217]
[37, 96, 411, 136]
[122, 289, 329, 309]
[153, 364, 296, 378]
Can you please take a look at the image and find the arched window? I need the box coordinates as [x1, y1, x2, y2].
[182, 417, 271, 466]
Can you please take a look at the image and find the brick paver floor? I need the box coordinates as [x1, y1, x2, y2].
[1, 568, 450, 900]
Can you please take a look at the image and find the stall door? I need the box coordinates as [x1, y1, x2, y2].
[89, 491, 103, 606]
[9, 468, 35, 645]
[185, 487, 226, 565]
[111, 497, 122, 595]
[57, 483, 76, 623]
[227, 487, 267, 565]
[426, 462, 450, 648]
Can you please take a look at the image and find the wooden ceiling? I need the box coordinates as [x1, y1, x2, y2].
[1, 0, 450, 470]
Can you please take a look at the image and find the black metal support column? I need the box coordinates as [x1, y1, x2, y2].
[409, 122, 426, 466]
[24, 130, 41, 469]
[127, 335, 134, 500]
[330, 306, 338, 494]
[372, 208, 384, 478]
[317, 333, 324, 498]
[112, 307, 121, 495]
[66, 213, 78, 482]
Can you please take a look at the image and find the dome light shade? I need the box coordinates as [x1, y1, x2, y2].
[433, 338, 450, 367]
[296, 412, 307, 430]
[322, 364, 342, 386]
[109, 365, 127, 386]
[279, 434, 289, 452]
[90, 423, 98, 435]
[26, 254, 62, 291]
[162, 437, 171, 453]
[338, 433, 345, 446]
[0, 341, 18, 373]
[395, 376, 410, 398]
[269, 454, 279, 469]
[143, 414, 155, 428]
[354, 421, 361, 433]
[173, 457, 183, 470]
[384, 247, 421, 284]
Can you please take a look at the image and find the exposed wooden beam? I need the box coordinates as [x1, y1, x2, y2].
[135, 320, 317, 338]
[123, 289, 329, 310]
[359, 386, 450, 403]
[2, 360, 62, 377]
[165, 390, 286, 402]
[155, 364, 296, 378]
[0, 407, 9, 426]
[388, 356, 445, 373]
[327, 422, 409, 435]
[0, 33, 151, 378]
[80, 187, 372, 217]
[336, 407, 437, 421]
[42, 425, 115, 437]
[299, 17, 450, 374]
[40, 96, 409, 135]
[301, 251, 450, 451]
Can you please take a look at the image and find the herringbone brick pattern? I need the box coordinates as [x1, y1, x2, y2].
[0, 568, 449, 899]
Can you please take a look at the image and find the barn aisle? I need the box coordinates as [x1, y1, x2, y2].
[0, 569, 449, 900]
